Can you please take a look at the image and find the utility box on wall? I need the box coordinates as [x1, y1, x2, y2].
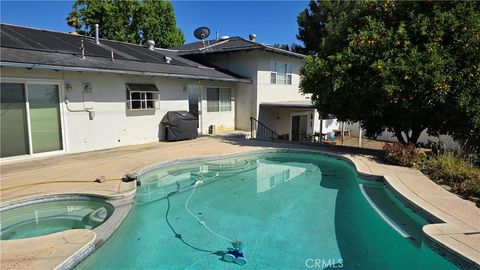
[82, 83, 94, 110]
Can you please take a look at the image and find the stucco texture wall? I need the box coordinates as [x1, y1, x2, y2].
[1, 68, 237, 155]
[255, 52, 311, 111]
[191, 52, 257, 131]
[194, 50, 315, 134]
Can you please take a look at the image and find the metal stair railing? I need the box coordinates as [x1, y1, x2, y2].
[250, 117, 280, 141]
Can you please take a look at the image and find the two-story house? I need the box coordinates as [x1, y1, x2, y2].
[0, 24, 321, 161]
[174, 36, 321, 141]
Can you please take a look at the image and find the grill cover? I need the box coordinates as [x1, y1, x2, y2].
[161, 111, 198, 141]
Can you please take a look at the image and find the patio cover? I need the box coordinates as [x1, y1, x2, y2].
[259, 100, 315, 109]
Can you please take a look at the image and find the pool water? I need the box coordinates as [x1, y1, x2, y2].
[77, 152, 460, 270]
[0, 197, 113, 240]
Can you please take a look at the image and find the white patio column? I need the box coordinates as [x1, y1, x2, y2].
[358, 125, 362, 148]
[341, 121, 345, 146]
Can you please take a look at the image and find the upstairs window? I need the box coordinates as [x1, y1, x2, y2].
[270, 61, 292, 85]
[207, 87, 231, 112]
[126, 83, 159, 110]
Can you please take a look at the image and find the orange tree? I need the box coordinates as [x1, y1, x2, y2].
[298, 1, 480, 144]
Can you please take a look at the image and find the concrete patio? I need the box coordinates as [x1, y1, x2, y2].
[1, 135, 479, 269]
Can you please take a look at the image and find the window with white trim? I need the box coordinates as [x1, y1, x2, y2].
[126, 83, 159, 110]
[207, 87, 231, 112]
[270, 61, 292, 85]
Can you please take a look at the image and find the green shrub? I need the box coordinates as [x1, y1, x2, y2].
[417, 153, 480, 199]
[383, 142, 424, 167]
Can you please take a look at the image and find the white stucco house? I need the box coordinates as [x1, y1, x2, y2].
[0, 24, 321, 161]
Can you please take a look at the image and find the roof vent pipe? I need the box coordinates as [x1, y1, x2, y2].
[146, 40, 155, 51]
[95, 24, 100, 45]
[248, 33, 256, 42]
[80, 39, 85, 60]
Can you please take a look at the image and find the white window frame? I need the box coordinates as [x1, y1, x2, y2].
[0, 77, 67, 162]
[270, 61, 292, 85]
[126, 84, 159, 110]
[206, 87, 232, 112]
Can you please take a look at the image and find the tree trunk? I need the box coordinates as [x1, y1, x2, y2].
[408, 127, 424, 145]
[394, 129, 407, 144]
[394, 127, 425, 145]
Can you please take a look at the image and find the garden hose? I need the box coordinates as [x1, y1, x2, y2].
[0, 178, 123, 191]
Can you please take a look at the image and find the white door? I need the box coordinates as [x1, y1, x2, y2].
[187, 85, 202, 133]
[291, 114, 308, 142]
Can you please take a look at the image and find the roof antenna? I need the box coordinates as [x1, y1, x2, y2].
[80, 39, 85, 60]
[193, 26, 211, 52]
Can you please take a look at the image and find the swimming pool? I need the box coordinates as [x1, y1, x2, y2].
[0, 196, 113, 240]
[77, 151, 460, 269]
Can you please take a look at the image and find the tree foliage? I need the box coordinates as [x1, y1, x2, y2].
[297, 0, 355, 55]
[273, 43, 306, 54]
[298, 1, 480, 144]
[273, 43, 291, 51]
[66, 0, 184, 48]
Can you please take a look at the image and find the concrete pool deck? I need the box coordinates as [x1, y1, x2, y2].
[1, 135, 479, 269]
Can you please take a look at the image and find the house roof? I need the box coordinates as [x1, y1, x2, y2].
[172, 36, 305, 59]
[0, 24, 250, 83]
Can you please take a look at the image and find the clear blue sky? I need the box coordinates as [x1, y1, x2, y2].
[0, 1, 308, 45]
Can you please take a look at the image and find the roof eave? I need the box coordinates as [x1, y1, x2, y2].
[0, 61, 252, 83]
[178, 46, 305, 59]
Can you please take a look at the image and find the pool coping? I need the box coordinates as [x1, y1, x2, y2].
[56, 231, 97, 270]
[0, 193, 135, 270]
[1, 146, 478, 270]
[134, 148, 479, 270]
[0, 193, 116, 211]
[60, 195, 135, 270]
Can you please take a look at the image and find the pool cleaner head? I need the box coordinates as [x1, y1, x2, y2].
[223, 241, 247, 265]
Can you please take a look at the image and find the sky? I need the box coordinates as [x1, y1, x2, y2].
[0, 0, 308, 46]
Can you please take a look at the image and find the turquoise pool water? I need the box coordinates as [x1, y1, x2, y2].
[0, 197, 113, 240]
[77, 152, 460, 270]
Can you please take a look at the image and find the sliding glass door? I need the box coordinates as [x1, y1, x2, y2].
[0, 82, 63, 158]
[28, 84, 63, 153]
[0, 83, 30, 157]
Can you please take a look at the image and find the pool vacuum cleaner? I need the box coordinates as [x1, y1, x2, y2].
[223, 241, 247, 265]
[186, 177, 247, 266]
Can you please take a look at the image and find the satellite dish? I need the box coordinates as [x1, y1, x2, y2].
[194, 27, 210, 40]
